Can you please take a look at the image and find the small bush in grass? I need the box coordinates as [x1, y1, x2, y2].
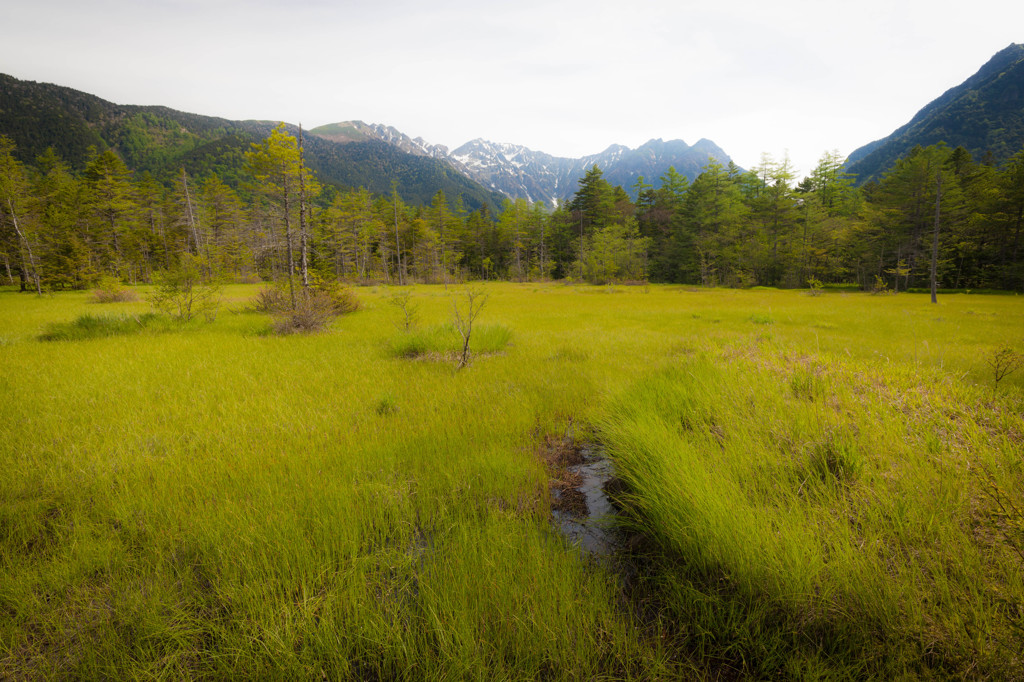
[272, 290, 338, 334]
[39, 313, 162, 341]
[149, 255, 221, 322]
[254, 277, 360, 317]
[988, 347, 1023, 396]
[388, 290, 420, 331]
[870, 275, 890, 295]
[90, 276, 139, 303]
[471, 324, 513, 353]
[251, 286, 289, 313]
[390, 325, 453, 358]
[312, 277, 360, 315]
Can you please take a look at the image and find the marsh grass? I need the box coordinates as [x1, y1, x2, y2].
[390, 323, 512, 360]
[2, 283, 1023, 678]
[38, 312, 168, 341]
[601, 351, 1024, 677]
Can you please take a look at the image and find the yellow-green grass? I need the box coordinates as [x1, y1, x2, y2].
[1, 283, 1022, 678]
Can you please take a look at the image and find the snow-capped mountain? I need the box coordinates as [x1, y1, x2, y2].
[310, 122, 735, 205]
[309, 121, 450, 159]
[451, 137, 735, 205]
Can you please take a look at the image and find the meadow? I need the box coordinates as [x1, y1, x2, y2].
[1, 283, 1022, 679]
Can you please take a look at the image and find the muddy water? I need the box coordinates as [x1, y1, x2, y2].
[551, 447, 619, 557]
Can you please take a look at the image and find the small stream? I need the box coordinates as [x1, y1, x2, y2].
[550, 446, 619, 557]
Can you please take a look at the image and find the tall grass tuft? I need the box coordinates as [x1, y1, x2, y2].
[38, 313, 163, 341]
[389, 323, 512, 360]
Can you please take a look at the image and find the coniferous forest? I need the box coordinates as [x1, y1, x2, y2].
[2, 124, 1023, 294]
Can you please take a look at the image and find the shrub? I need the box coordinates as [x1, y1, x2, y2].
[304, 272, 360, 314]
[90, 276, 139, 303]
[272, 290, 337, 334]
[251, 286, 289, 314]
[388, 290, 420, 331]
[256, 278, 360, 318]
[315, 279, 360, 315]
[149, 255, 221, 322]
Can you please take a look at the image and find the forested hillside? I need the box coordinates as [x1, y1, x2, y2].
[846, 43, 1024, 183]
[0, 73, 504, 210]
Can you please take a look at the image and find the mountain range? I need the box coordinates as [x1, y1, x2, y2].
[0, 72, 734, 208]
[845, 43, 1024, 183]
[3, 43, 1024, 205]
[309, 121, 734, 205]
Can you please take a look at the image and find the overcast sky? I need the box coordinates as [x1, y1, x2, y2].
[2, 0, 1022, 178]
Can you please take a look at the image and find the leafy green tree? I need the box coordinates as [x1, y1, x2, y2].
[527, 201, 552, 279]
[150, 252, 221, 322]
[577, 218, 651, 284]
[426, 190, 464, 284]
[645, 166, 689, 281]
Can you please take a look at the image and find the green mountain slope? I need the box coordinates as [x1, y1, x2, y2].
[0, 73, 503, 209]
[846, 43, 1024, 183]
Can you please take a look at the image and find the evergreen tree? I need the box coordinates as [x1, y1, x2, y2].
[82, 147, 137, 280]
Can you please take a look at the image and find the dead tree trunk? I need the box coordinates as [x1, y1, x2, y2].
[298, 124, 310, 291]
[7, 196, 41, 294]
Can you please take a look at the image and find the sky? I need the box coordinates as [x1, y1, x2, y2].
[2, 0, 1022, 178]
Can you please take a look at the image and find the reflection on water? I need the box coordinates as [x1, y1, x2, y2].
[551, 447, 618, 557]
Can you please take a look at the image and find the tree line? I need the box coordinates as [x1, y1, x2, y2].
[2, 124, 1022, 293]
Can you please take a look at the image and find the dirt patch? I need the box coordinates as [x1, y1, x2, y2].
[538, 435, 588, 516]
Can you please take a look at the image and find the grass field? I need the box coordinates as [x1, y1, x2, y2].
[1, 283, 1022, 679]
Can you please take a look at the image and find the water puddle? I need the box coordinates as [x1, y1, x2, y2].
[549, 444, 620, 557]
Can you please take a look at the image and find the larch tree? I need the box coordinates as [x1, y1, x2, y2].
[245, 124, 315, 309]
[82, 148, 137, 280]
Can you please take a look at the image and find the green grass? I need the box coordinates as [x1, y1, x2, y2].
[38, 312, 167, 341]
[600, 353, 1024, 677]
[389, 322, 513, 360]
[1, 283, 1022, 678]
